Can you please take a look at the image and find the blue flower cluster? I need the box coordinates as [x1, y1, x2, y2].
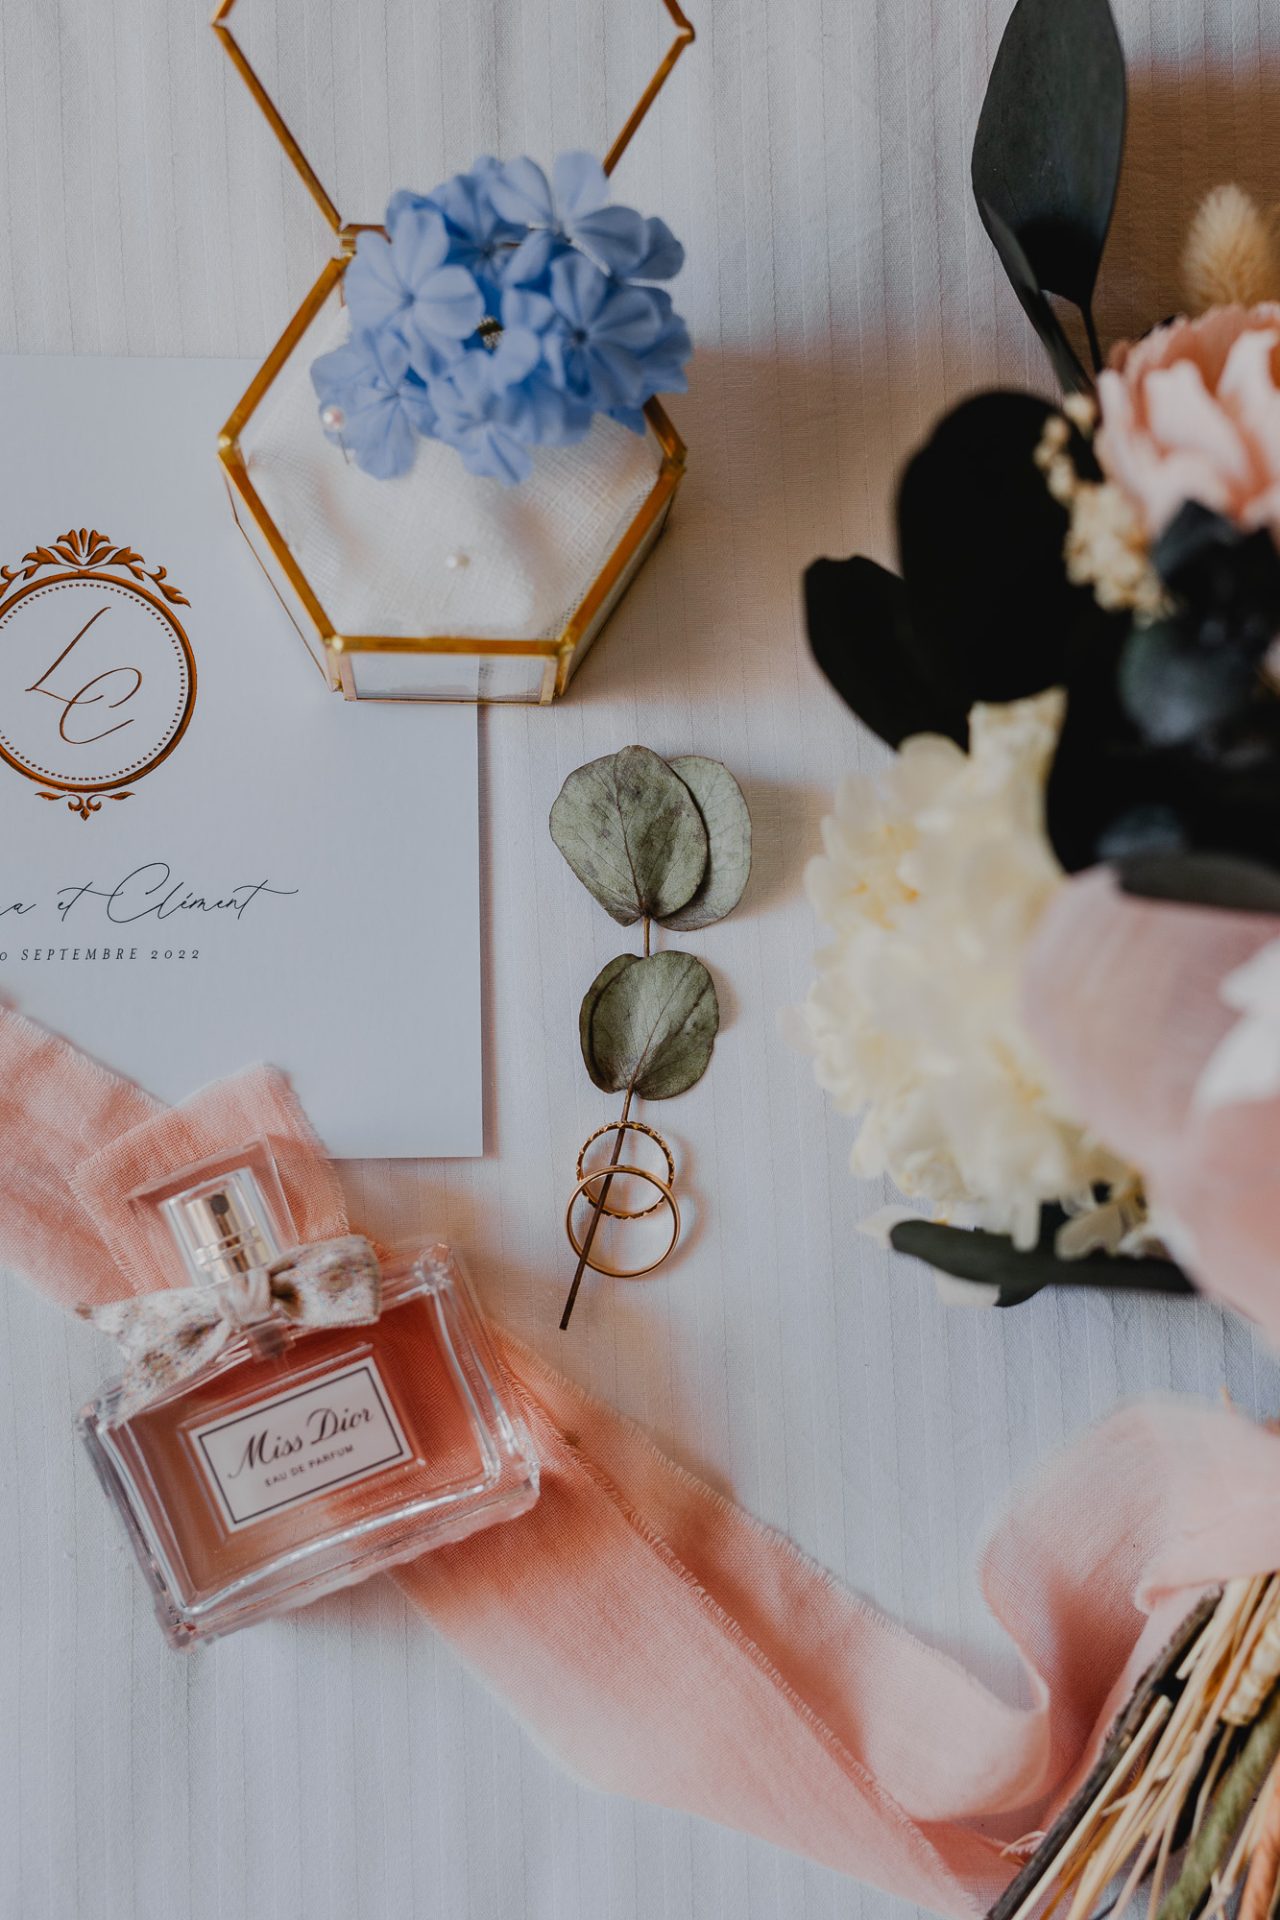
[310, 152, 691, 486]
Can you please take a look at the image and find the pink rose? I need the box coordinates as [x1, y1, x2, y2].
[1095, 304, 1280, 544]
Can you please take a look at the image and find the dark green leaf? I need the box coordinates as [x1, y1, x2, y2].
[1154, 503, 1280, 628]
[889, 1216, 1193, 1308]
[1118, 852, 1280, 914]
[578, 955, 640, 1090]
[976, 199, 1091, 394]
[1118, 621, 1260, 746]
[804, 555, 969, 747]
[897, 391, 1121, 706]
[550, 746, 709, 927]
[589, 950, 720, 1099]
[1047, 644, 1280, 876]
[660, 756, 753, 929]
[972, 0, 1126, 378]
[1046, 637, 1163, 871]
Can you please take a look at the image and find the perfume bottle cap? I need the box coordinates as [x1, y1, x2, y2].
[161, 1168, 283, 1289]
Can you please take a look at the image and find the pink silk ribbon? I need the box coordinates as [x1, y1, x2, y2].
[4, 1004, 1280, 1917]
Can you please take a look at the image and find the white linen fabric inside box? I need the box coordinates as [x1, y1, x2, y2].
[242, 295, 662, 642]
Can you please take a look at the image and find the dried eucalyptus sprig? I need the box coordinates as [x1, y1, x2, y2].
[550, 746, 751, 1327]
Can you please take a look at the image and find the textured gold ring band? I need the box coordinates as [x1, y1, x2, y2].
[564, 1166, 681, 1277]
[575, 1119, 676, 1220]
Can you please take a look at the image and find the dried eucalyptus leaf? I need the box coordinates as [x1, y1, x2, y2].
[578, 954, 639, 1090]
[660, 756, 753, 930]
[589, 950, 720, 1099]
[550, 746, 709, 927]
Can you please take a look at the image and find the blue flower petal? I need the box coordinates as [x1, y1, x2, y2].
[591, 283, 665, 352]
[402, 328, 466, 384]
[312, 329, 426, 479]
[501, 228, 563, 290]
[385, 188, 433, 230]
[434, 174, 490, 237]
[388, 206, 451, 284]
[580, 339, 648, 408]
[312, 327, 411, 399]
[427, 354, 491, 422]
[628, 216, 685, 282]
[424, 162, 523, 296]
[400, 383, 439, 438]
[433, 403, 534, 486]
[500, 288, 556, 334]
[641, 322, 693, 393]
[345, 397, 421, 478]
[571, 205, 650, 277]
[549, 251, 610, 331]
[552, 150, 609, 221]
[410, 264, 487, 342]
[490, 327, 543, 388]
[470, 425, 534, 484]
[516, 370, 593, 445]
[488, 155, 555, 227]
[311, 336, 384, 399]
[344, 232, 412, 334]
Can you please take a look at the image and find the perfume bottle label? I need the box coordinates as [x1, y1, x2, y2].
[189, 1359, 412, 1530]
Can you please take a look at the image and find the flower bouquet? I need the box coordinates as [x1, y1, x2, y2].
[800, 0, 1280, 1327]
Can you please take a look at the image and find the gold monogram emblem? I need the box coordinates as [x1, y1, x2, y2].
[0, 529, 196, 819]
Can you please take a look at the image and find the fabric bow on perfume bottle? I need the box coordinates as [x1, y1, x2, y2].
[79, 1234, 381, 1418]
[7, 1005, 1280, 1918]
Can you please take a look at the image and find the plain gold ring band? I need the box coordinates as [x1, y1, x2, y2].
[564, 1165, 681, 1277]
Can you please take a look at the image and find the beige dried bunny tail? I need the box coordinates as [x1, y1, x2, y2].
[1182, 185, 1280, 314]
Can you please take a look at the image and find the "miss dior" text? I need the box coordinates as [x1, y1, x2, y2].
[229, 1400, 375, 1480]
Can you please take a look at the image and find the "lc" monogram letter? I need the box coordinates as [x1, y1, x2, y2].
[25, 605, 143, 747]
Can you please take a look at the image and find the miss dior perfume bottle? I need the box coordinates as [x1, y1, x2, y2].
[79, 1144, 538, 1647]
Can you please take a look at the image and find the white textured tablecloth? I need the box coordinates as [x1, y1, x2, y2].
[5, 2, 1280, 1917]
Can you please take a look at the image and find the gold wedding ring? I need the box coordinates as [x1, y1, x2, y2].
[575, 1118, 676, 1219]
[564, 1165, 681, 1277]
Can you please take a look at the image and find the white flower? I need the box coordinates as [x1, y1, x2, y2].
[798, 691, 1130, 1249]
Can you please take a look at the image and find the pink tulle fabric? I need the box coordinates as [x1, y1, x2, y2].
[5, 1006, 1280, 1917]
[1096, 305, 1280, 541]
[1022, 868, 1280, 1343]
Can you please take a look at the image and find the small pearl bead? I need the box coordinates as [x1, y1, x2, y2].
[320, 404, 345, 432]
[444, 550, 469, 571]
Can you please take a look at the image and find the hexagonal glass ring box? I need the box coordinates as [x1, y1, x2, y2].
[212, 1, 693, 703]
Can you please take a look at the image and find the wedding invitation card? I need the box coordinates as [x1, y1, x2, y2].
[0, 355, 482, 1159]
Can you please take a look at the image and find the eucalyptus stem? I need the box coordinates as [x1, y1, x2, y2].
[562, 916, 655, 1330]
[1157, 1688, 1280, 1920]
[560, 1085, 634, 1331]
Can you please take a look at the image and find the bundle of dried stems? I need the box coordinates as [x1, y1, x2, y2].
[991, 1576, 1280, 1920]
